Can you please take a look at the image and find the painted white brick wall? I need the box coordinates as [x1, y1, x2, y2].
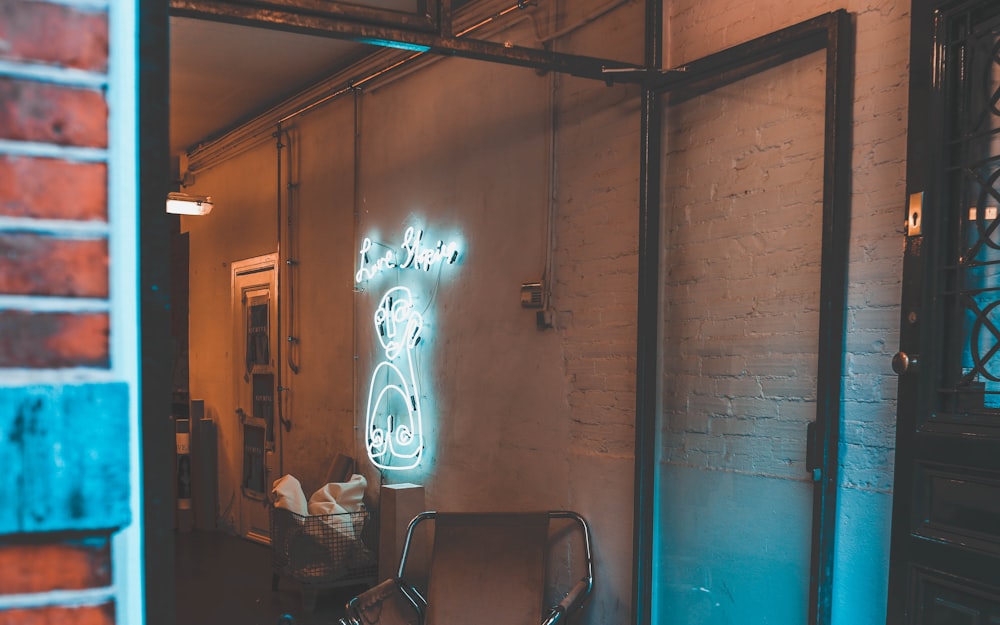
[661, 1, 909, 623]
[548, 4, 644, 623]
[661, 50, 825, 481]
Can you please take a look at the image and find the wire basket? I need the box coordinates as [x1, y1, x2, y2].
[271, 505, 379, 589]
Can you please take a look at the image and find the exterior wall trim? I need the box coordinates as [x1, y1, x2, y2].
[0, 217, 110, 238]
[0, 139, 108, 163]
[0, 587, 116, 611]
[0, 295, 110, 312]
[0, 59, 109, 89]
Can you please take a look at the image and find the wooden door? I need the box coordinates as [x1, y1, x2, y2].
[233, 254, 279, 544]
[888, 1, 1000, 621]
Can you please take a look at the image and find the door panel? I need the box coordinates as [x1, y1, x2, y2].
[913, 571, 1000, 625]
[890, 0, 1000, 621]
[233, 255, 279, 544]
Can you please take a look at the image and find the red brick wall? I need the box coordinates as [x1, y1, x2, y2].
[0, 1, 120, 623]
[0, 1, 110, 366]
[0, 539, 114, 625]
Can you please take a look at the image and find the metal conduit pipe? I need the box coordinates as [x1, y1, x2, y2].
[351, 87, 363, 469]
[542, 63, 556, 322]
[285, 126, 301, 376]
[540, 0, 631, 42]
[351, 86, 361, 463]
[274, 124, 286, 475]
[186, 0, 639, 174]
[275, 0, 526, 128]
[497, 0, 632, 45]
[632, 0, 662, 622]
[274, 124, 299, 473]
[185, 0, 525, 173]
[360, 0, 634, 97]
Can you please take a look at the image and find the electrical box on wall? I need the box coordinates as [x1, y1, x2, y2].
[521, 282, 544, 308]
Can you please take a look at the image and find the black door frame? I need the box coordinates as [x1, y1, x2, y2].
[886, 0, 933, 619]
[139, 3, 854, 625]
[888, 0, 1000, 621]
[632, 11, 855, 625]
[139, 0, 174, 624]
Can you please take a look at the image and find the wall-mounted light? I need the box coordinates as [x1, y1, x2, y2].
[166, 192, 213, 215]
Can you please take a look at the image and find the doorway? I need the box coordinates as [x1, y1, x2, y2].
[233, 254, 280, 544]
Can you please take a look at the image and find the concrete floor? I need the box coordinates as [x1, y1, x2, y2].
[174, 530, 371, 625]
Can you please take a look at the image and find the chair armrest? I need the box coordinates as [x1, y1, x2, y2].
[343, 577, 424, 625]
[541, 578, 592, 625]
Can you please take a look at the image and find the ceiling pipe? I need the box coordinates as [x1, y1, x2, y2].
[185, 0, 640, 174]
[170, 0, 642, 83]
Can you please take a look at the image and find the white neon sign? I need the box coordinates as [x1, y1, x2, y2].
[355, 226, 459, 283]
[359, 225, 461, 471]
[365, 286, 425, 471]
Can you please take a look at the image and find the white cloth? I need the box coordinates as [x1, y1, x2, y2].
[307, 473, 367, 515]
[270, 474, 308, 516]
[307, 473, 368, 537]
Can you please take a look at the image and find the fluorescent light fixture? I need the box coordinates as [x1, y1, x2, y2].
[166, 192, 213, 215]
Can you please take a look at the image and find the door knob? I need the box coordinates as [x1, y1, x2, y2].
[892, 352, 919, 374]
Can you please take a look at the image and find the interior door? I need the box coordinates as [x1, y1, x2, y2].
[233, 254, 279, 544]
[888, 0, 1000, 621]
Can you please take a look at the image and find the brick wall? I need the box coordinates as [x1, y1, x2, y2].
[659, 2, 909, 623]
[660, 50, 826, 478]
[550, 4, 643, 622]
[0, 0, 129, 623]
[665, 0, 907, 497]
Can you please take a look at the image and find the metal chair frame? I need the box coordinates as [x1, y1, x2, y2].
[340, 510, 594, 625]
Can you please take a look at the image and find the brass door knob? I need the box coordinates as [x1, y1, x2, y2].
[892, 352, 919, 374]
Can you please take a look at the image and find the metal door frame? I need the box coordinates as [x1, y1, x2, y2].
[632, 11, 855, 625]
[138, 3, 855, 624]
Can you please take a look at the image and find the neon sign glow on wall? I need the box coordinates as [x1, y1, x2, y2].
[366, 286, 424, 471]
[355, 226, 460, 284]
[358, 226, 461, 471]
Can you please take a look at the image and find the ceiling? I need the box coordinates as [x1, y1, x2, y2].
[169, 1, 421, 156]
[167, 1, 619, 159]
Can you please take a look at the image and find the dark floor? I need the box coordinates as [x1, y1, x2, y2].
[175, 530, 369, 625]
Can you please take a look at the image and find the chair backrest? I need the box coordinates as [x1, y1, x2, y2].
[423, 513, 549, 625]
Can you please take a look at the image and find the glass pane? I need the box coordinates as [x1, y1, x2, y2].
[654, 51, 826, 624]
[252, 373, 275, 446]
[246, 294, 270, 371]
[941, 10, 1000, 420]
[242, 424, 266, 495]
